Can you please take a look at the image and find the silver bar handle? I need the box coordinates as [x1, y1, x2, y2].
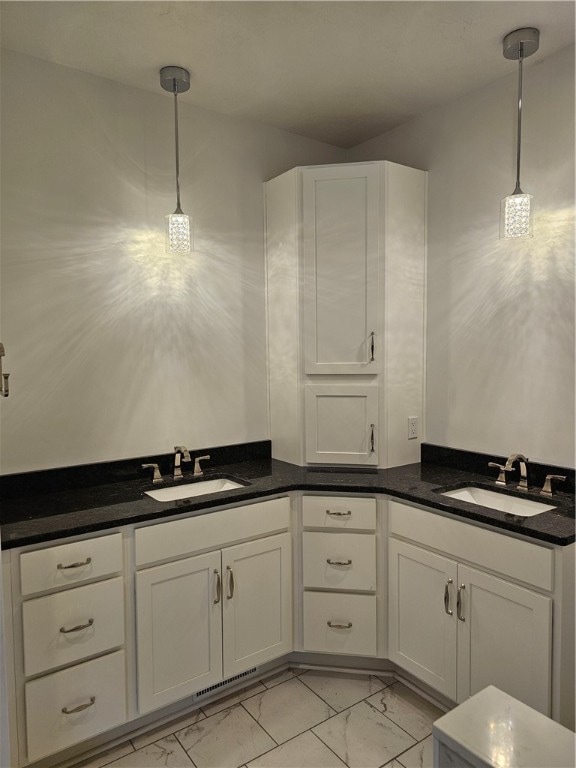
[142, 463, 163, 484]
[444, 579, 453, 616]
[60, 618, 94, 634]
[227, 566, 235, 599]
[370, 424, 375, 454]
[369, 331, 375, 362]
[326, 510, 352, 517]
[0, 343, 9, 398]
[327, 621, 352, 629]
[57, 557, 92, 570]
[326, 558, 352, 566]
[214, 570, 221, 604]
[457, 584, 466, 622]
[541, 474, 567, 496]
[62, 696, 95, 715]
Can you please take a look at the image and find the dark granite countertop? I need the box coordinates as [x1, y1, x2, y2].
[1, 455, 574, 549]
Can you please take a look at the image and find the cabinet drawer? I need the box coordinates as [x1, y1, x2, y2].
[303, 496, 376, 530]
[302, 532, 376, 591]
[23, 578, 125, 677]
[136, 497, 290, 566]
[25, 650, 126, 763]
[20, 533, 123, 596]
[389, 501, 554, 591]
[303, 592, 376, 656]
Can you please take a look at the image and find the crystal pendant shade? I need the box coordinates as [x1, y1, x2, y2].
[165, 213, 191, 254]
[500, 193, 533, 239]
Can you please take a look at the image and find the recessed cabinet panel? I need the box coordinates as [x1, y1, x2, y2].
[303, 592, 377, 656]
[303, 532, 376, 591]
[456, 565, 552, 715]
[303, 165, 379, 374]
[136, 551, 223, 714]
[305, 384, 378, 465]
[222, 533, 292, 677]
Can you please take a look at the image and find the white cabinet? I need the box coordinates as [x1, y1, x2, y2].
[266, 161, 426, 468]
[302, 165, 379, 375]
[389, 510, 553, 715]
[135, 500, 292, 714]
[301, 496, 378, 657]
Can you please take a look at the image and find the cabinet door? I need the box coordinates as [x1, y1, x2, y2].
[456, 565, 552, 715]
[136, 551, 222, 714]
[388, 539, 458, 699]
[305, 384, 378, 465]
[303, 164, 379, 374]
[222, 533, 292, 677]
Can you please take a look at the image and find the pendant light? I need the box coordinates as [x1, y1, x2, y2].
[500, 27, 539, 239]
[160, 66, 191, 254]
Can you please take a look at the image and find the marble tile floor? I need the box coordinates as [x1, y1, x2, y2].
[71, 669, 442, 768]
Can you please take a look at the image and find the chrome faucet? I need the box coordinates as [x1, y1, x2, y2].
[173, 446, 191, 480]
[504, 453, 529, 491]
[193, 454, 211, 477]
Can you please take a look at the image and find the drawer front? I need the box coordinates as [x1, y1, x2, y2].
[303, 592, 376, 656]
[23, 578, 125, 677]
[136, 497, 290, 566]
[302, 496, 376, 530]
[25, 650, 126, 763]
[388, 501, 554, 591]
[302, 532, 376, 591]
[20, 533, 123, 596]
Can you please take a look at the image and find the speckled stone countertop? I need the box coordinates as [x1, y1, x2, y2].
[1, 449, 574, 549]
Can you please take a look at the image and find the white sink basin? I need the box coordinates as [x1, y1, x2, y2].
[145, 478, 245, 502]
[441, 486, 556, 517]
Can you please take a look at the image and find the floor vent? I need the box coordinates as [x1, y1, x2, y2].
[194, 668, 258, 700]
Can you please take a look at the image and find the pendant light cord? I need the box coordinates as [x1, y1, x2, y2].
[514, 43, 524, 194]
[173, 80, 183, 213]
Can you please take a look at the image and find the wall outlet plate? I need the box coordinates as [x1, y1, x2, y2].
[408, 416, 418, 440]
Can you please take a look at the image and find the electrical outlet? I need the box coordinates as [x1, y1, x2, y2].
[408, 416, 418, 440]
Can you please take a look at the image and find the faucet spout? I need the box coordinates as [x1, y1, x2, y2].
[504, 453, 529, 491]
[173, 445, 192, 480]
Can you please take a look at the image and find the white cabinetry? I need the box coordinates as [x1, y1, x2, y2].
[266, 161, 426, 467]
[388, 502, 553, 716]
[301, 496, 378, 656]
[135, 499, 292, 714]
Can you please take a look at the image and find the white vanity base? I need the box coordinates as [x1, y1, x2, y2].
[433, 685, 575, 768]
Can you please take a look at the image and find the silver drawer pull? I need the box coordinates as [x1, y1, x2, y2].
[444, 579, 453, 616]
[326, 558, 352, 566]
[326, 510, 352, 517]
[227, 566, 235, 599]
[457, 584, 466, 622]
[214, 570, 222, 604]
[62, 696, 95, 715]
[327, 621, 352, 629]
[60, 618, 94, 634]
[57, 557, 92, 571]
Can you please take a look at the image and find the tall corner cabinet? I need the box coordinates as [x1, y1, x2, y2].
[265, 161, 427, 468]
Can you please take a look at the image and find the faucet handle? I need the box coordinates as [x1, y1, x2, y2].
[194, 455, 211, 476]
[488, 462, 507, 486]
[142, 463, 164, 484]
[540, 474, 567, 497]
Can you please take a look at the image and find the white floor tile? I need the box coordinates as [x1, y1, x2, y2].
[300, 670, 388, 712]
[247, 731, 347, 768]
[201, 681, 267, 717]
[366, 683, 443, 741]
[242, 678, 334, 744]
[312, 701, 416, 768]
[396, 735, 434, 768]
[103, 736, 193, 768]
[176, 703, 276, 768]
[131, 708, 205, 750]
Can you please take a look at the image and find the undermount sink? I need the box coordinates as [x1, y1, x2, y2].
[441, 486, 556, 517]
[145, 477, 247, 502]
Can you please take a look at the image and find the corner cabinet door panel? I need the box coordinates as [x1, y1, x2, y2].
[136, 551, 223, 714]
[303, 165, 379, 374]
[305, 384, 378, 465]
[456, 565, 552, 715]
[222, 533, 292, 677]
[388, 538, 458, 699]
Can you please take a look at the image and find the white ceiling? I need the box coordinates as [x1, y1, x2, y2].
[1, 1, 574, 148]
